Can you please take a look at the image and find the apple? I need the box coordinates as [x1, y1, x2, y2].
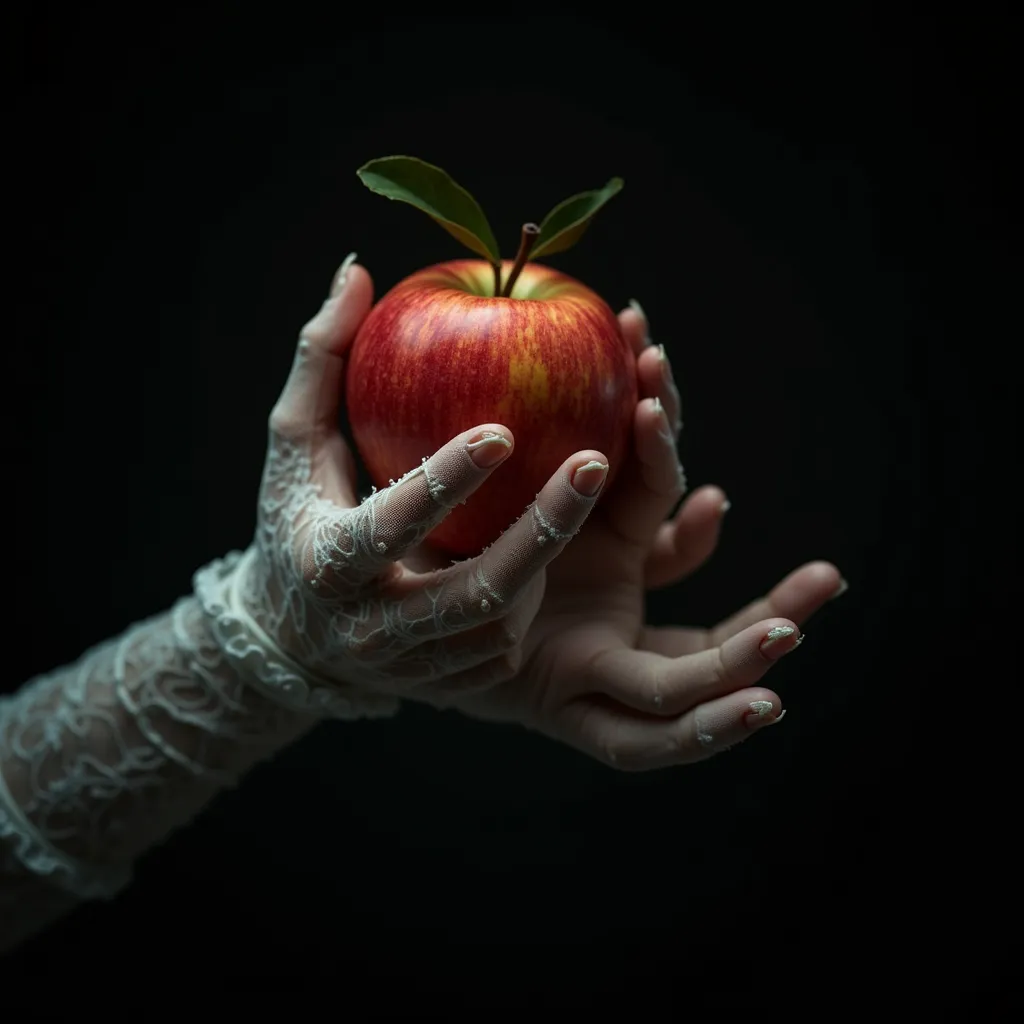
[346, 155, 634, 556]
[346, 256, 637, 556]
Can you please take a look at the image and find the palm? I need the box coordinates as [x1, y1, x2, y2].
[440, 304, 844, 764]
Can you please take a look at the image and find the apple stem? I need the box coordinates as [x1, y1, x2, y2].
[500, 223, 541, 298]
[491, 261, 502, 297]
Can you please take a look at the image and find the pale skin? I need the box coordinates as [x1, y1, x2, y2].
[271, 258, 844, 770]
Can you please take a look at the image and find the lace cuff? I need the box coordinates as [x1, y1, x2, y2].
[0, 743, 129, 900]
[0, 590, 319, 944]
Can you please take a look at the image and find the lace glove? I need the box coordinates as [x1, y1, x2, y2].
[0, 253, 611, 950]
[0, 598, 312, 951]
[193, 253, 612, 716]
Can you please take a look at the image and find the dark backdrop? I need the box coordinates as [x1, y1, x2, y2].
[4, 6, 1014, 1013]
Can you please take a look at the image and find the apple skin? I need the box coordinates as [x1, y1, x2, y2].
[345, 258, 638, 556]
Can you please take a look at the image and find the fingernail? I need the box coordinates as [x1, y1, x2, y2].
[759, 625, 803, 659]
[829, 577, 849, 601]
[466, 430, 512, 468]
[330, 252, 358, 296]
[657, 343, 673, 385]
[657, 344, 684, 435]
[572, 460, 609, 497]
[629, 298, 651, 346]
[745, 700, 787, 730]
[651, 396, 674, 443]
[719, 498, 732, 515]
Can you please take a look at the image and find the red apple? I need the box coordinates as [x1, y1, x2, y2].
[346, 257, 638, 556]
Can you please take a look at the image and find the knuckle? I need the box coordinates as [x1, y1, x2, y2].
[298, 523, 359, 594]
[712, 647, 734, 690]
[350, 626, 389, 659]
[268, 405, 302, 442]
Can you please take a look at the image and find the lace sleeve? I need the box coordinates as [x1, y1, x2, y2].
[0, 589, 320, 952]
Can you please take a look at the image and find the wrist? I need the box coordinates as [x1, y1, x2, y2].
[193, 547, 400, 721]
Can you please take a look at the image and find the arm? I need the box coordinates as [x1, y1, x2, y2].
[0, 250, 563, 950]
[0, 586, 314, 952]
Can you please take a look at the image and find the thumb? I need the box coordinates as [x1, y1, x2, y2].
[268, 253, 374, 448]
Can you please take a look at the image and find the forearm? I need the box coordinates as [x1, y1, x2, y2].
[0, 591, 315, 950]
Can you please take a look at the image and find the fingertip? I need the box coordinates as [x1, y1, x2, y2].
[690, 685, 786, 759]
[757, 619, 803, 661]
[329, 252, 358, 295]
[717, 618, 802, 684]
[671, 485, 727, 531]
[570, 451, 610, 498]
[299, 260, 375, 359]
[696, 484, 729, 516]
[618, 303, 649, 355]
[334, 262, 375, 339]
[465, 426, 515, 468]
[569, 448, 609, 467]
[636, 343, 665, 393]
[803, 559, 843, 591]
[467, 423, 514, 447]
[741, 686, 787, 731]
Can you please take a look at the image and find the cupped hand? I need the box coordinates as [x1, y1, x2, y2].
[444, 302, 846, 770]
[233, 254, 611, 716]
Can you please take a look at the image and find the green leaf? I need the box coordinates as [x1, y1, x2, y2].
[356, 156, 501, 265]
[531, 177, 624, 259]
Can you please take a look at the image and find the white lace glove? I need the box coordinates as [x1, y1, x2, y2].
[195, 253, 612, 718]
[0, 253, 611, 950]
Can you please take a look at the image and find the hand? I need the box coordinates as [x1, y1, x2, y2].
[443, 303, 846, 770]
[214, 254, 611, 717]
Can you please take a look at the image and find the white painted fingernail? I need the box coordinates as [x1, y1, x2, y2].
[759, 625, 800, 659]
[466, 430, 512, 468]
[829, 577, 849, 600]
[745, 701, 787, 729]
[330, 251, 358, 296]
[719, 498, 732, 515]
[572, 460, 609, 497]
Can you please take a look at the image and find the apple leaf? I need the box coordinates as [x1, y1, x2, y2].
[356, 156, 502, 265]
[531, 177, 624, 259]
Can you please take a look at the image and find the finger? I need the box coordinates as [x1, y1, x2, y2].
[638, 561, 846, 659]
[387, 570, 546, 692]
[708, 560, 845, 646]
[558, 684, 786, 771]
[268, 254, 372, 450]
[381, 450, 610, 643]
[602, 396, 687, 546]
[618, 299, 651, 357]
[602, 313, 687, 546]
[620, 301, 682, 439]
[642, 340, 683, 439]
[643, 484, 730, 590]
[317, 423, 517, 592]
[587, 617, 802, 717]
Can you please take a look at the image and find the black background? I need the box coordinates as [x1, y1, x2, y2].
[3, 4, 1015, 1014]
